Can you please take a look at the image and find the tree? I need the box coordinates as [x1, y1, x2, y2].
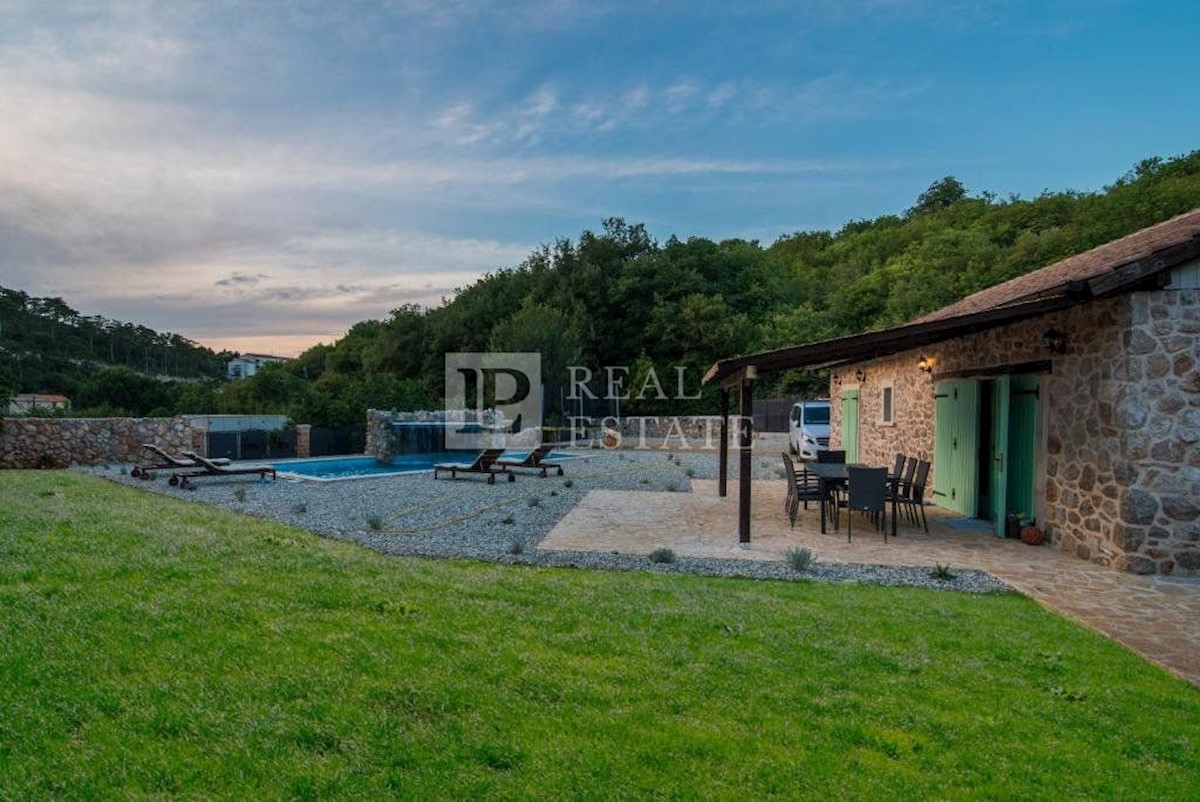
[76, 367, 170, 415]
[487, 299, 584, 388]
[907, 176, 968, 216]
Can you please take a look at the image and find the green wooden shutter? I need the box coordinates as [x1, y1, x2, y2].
[840, 389, 859, 463]
[1006, 375, 1039, 522]
[933, 379, 979, 516]
[989, 376, 1011, 537]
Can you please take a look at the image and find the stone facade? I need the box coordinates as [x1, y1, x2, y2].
[0, 416, 200, 468]
[829, 286, 1199, 575]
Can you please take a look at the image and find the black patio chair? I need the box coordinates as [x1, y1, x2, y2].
[885, 455, 918, 518]
[817, 449, 846, 464]
[846, 466, 888, 543]
[782, 452, 824, 528]
[897, 459, 930, 532]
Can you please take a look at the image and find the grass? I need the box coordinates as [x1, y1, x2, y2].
[2, 471, 1198, 799]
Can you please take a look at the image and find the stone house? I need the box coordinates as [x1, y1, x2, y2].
[227, 353, 288, 379]
[6, 393, 71, 415]
[706, 208, 1199, 574]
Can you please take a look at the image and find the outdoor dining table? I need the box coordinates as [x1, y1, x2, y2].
[804, 462, 900, 539]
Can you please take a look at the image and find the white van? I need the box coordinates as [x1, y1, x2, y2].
[788, 400, 831, 460]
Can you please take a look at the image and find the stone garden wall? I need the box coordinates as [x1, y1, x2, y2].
[830, 286, 1200, 575]
[0, 416, 200, 469]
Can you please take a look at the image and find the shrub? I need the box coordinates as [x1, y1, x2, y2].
[666, 481, 679, 492]
[366, 515, 384, 531]
[932, 563, 955, 581]
[501, 515, 515, 525]
[639, 478, 650, 485]
[292, 502, 308, 514]
[784, 547, 815, 572]
[233, 487, 247, 502]
[684, 468, 695, 477]
[506, 537, 525, 555]
[526, 495, 540, 507]
[648, 547, 676, 564]
[563, 479, 574, 488]
[549, 490, 559, 497]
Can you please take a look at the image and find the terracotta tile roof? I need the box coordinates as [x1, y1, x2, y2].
[913, 207, 1200, 324]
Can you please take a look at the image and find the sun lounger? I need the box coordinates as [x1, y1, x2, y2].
[432, 448, 514, 483]
[169, 451, 277, 488]
[495, 444, 564, 477]
[131, 444, 229, 478]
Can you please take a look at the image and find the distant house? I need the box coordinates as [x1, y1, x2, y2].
[706, 208, 1200, 575]
[7, 393, 71, 415]
[227, 353, 288, 379]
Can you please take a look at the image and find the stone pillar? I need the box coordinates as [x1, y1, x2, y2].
[295, 424, 312, 458]
[190, 420, 209, 457]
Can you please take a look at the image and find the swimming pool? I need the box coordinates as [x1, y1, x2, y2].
[274, 450, 575, 481]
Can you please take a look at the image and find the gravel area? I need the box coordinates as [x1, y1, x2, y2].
[87, 446, 1010, 594]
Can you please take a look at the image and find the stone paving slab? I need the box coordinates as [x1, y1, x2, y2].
[541, 480, 1200, 688]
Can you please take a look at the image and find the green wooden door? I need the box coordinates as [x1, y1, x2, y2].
[840, 389, 859, 463]
[989, 376, 1011, 537]
[933, 380, 979, 516]
[1006, 375, 1039, 523]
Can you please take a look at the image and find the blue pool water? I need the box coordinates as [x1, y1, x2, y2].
[275, 450, 573, 480]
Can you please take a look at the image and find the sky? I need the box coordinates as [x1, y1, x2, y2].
[1, 1, 1198, 357]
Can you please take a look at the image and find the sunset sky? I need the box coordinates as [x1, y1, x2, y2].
[2, 0, 1198, 356]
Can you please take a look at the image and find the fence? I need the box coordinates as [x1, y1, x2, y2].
[753, 398, 794, 433]
[206, 428, 297, 461]
[310, 425, 365, 457]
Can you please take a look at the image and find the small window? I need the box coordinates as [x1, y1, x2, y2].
[881, 382, 895, 425]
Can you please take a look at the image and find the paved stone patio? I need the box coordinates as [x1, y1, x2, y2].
[542, 479, 1200, 688]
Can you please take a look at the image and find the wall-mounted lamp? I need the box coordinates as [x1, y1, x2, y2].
[854, 369, 866, 383]
[1043, 328, 1067, 354]
[917, 356, 933, 373]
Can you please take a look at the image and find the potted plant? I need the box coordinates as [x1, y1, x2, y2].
[1020, 518, 1044, 546]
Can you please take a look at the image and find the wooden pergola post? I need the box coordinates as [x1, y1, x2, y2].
[738, 369, 756, 544]
[718, 388, 729, 498]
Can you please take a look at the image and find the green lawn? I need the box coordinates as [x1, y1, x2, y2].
[1, 472, 1197, 799]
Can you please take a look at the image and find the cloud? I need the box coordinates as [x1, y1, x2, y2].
[0, 1, 939, 355]
[215, 272, 269, 287]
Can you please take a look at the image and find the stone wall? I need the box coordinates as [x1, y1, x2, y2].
[0, 416, 199, 468]
[1118, 289, 1200, 574]
[829, 287, 1200, 575]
